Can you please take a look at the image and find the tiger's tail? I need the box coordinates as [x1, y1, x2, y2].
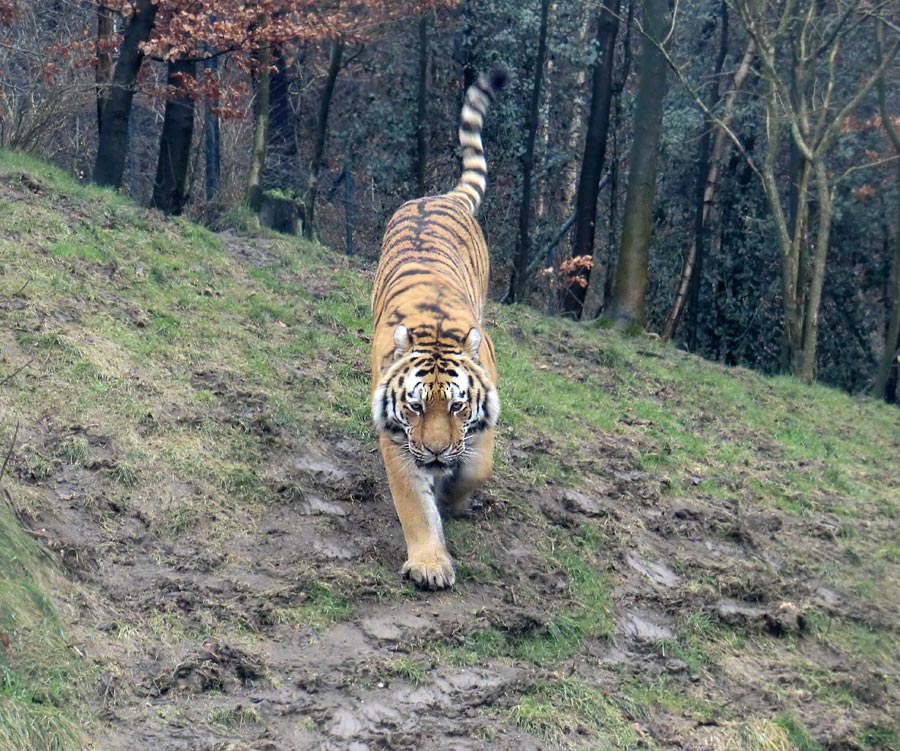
[450, 66, 508, 214]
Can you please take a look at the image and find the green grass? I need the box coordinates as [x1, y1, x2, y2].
[206, 704, 261, 731]
[507, 676, 655, 750]
[385, 657, 428, 685]
[1, 149, 899, 750]
[775, 716, 826, 751]
[859, 726, 900, 751]
[0, 505, 87, 751]
[269, 582, 354, 631]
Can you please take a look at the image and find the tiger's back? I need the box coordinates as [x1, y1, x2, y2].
[370, 67, 506, 590]
[371, 194, 494, 380]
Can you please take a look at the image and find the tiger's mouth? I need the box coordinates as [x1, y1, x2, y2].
[413, 455, 459, 473]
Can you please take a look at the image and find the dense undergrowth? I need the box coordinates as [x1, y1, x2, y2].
[0, 150, 898, 750]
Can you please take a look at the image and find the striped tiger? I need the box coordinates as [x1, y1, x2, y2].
[371, 67, 507, 589]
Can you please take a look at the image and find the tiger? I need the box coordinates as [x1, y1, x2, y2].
[371, 67, 507, 590]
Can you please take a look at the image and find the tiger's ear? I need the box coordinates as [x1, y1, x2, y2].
[392, 324, 411, 361]
[463, 327, 482, 361]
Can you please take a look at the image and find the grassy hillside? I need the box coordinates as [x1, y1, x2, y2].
[0, 150, 898, 751]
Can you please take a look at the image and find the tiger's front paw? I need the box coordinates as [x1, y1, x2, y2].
[402, 551, 456, 590]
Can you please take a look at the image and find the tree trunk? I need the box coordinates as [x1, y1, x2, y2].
[797, 159, 832, 381]
[415, 16, 428, 196]
[269, 50, 295, 152]
[454, 0, 477, 98]
[204, 54, 220, 201]
[508, 0, 551, 303]
[267, 49, 296, 188]
[92, 0, 157, 189]
[875, 225, 900, 403]
[607, 0, 669, 329]
[151, 59, 197, 216]
[560, 12, 593, 209]
[303, 36, 345, 241]
[95, 3, 113, 137]
[565, 0, 621, 318]
[872, 20, 900, 401]
[343, 159, 354, 257]
[662, 34, 755, 341]
[246, 44, 272, 212]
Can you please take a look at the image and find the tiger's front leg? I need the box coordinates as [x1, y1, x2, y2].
[438, 429, 495, 516]
[379, 435, 456, 590]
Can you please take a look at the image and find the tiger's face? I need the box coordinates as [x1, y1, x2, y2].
[372, 325, 499, 473]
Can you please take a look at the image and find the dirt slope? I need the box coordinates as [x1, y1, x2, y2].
[1, 156, 899, 751]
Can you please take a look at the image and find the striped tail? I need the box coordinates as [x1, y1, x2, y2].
[451, 66, 508, 213]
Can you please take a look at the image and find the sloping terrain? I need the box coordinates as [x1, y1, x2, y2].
[1, 151, 899, 751]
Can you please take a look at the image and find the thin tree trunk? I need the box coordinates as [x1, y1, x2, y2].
[586, 0, 632, 320]
[246, 44, 272, 212]
[455, 0, 477, 98]
[95, 3, 113, 137]
[564, 0, 621, 318]
[204, 54, 220, 201]
[92, 0, 157, 189]
[534, 2, 558, 222]
[607, 0, 669, 329]
[561, 12, 593, 209]
[303, 36, 344, 241]
[416, 16, 428, 196]
[509, 0, 551, 303]
[343, 159, 354, 257]
[151, 59, 197, 215]
[662, 34, 755, 341]
[798, 159, 832, 381]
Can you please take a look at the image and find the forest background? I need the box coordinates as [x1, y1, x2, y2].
[1, 0, 899, 401]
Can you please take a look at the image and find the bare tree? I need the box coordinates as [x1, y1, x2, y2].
[661, 26, 755, 341]
[715, 1, 900, 380]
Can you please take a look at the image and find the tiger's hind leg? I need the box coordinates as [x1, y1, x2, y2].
[438, 430, 495, 516]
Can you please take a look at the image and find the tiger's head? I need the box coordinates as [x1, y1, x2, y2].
[372, 325, 499, 472]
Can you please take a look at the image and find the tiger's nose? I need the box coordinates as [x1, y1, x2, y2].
[424, 442, 451, 457]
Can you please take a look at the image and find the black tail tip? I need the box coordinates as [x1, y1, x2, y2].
[487, 65, 510, 93]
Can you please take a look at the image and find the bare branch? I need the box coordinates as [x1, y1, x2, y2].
[833, 154, 900, 188]
[816, 32, 900, 156]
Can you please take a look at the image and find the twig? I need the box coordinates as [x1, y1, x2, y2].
[0, 356, 35, 387]
[0, 422, 19, 483]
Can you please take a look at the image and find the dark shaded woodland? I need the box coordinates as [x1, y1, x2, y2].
[1, 0, 898, 399]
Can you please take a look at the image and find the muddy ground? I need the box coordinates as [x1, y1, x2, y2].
[7, 230, 899, 751]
